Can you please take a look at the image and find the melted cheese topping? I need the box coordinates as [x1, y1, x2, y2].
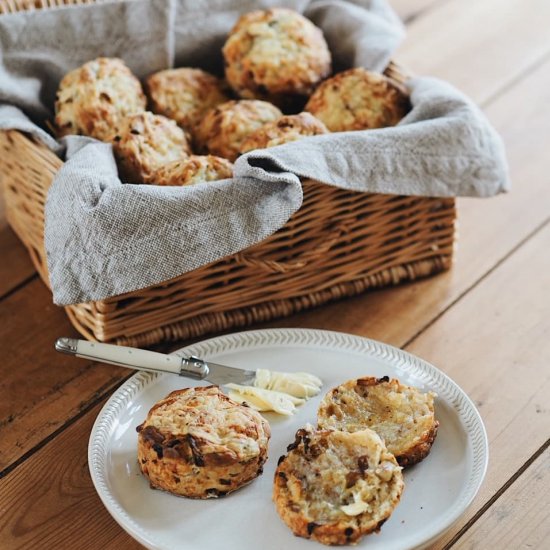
[145, 387, 269, 460]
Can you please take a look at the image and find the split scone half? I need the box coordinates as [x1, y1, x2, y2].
[136, 386, 271, 498]
[273, 426, 404, 546]
[318, 376, 439, 467]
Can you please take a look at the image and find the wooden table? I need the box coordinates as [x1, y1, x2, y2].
[1, 0, 549, 548]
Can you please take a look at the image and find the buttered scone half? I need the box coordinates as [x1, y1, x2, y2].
[146, 68, 229, 139]
[152, 155, 233, 186]
[318, 376, 438, 467]
[273, 426, 404, 546]
[305, 68, 410, 132]
[195, 99, 282, 161]
[136, 386, 271, 498]
[55, 57, 146, 141]
[112, 111, 191, 183]
[223, 8, 331, 107]
[239, 112, 329, 154]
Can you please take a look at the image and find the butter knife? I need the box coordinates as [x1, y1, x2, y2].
[55, 337, 256, 386]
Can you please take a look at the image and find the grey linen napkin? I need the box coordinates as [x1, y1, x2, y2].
[0, 0, 509, 305]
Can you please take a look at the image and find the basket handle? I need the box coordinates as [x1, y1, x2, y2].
[235, 223, 348, 273]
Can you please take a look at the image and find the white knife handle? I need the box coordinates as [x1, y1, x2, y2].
[55, 338, 208, 379]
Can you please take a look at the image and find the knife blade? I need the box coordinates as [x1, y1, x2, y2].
[55, 337, 257, 386]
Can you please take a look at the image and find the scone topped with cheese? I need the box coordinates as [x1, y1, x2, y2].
[137, 386, 271, 498]
[240, 112, 329, 154]
[273, 426, 404, 545]
[146, 68, 229, 139]
[318, 376, 438, 467]
[112, 111, 191, 183]
[305, 68, 410, 132]
[152, 155, 233, 186]
[195, 99, 282, 161]
[55, 57, 146, 141]
[223, 8, 331, 107]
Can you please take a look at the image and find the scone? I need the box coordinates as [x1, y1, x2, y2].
[112, 111, 191, 183]
[136, 386, 271, 498]
[152, 155, 233, 186]
[273, 426, 404, 546]
[145, 68, 229, 137]
[195, 99, 282, 161]
[55, 57, 146, 141]
[223, 8, 331, 107]
[318, 376, 438, 467]
[239, 112, 329, 154]
[305, 68, 410, 132]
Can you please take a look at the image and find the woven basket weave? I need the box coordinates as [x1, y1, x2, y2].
[0, 0, 456, 347]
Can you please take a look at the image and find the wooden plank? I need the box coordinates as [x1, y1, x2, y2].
[397, 0, 550, 105]
[0, 278, 130, 472]
[404, 221, 550, 548]
[268, 53, 550, 346]
[453, 444, 550, 549]
[0, 226, 36, 299]
[0, 401, 141, 549]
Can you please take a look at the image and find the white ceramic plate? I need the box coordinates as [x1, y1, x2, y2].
[89, 328, 488, 550]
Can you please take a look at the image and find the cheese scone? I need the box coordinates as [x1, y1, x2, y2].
[112, 111, 191, 183]
[239, 112, 328, 154]
[305, 68, 410, 132]
[152, 155, 233, 186]
[195, 99, 282, 161]
[146, 68, 229, 138]
[136, 386, 271, 498]
[318, 376, 438, 467]
[273, 426, 404, 546]
[55, 57, 146, 141]
[223, 8, 331, 107]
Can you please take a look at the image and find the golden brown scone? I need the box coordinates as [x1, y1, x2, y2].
[55, 57, 146, 141]
[318, 376, 439, 467]
[194, 99, 282, 161]
[112, 111, 191, 183]
[145, 68, 229, 137]
[239, 112, 329, 154]
[305, 68, 410, 132]
[273, 426, 404, 546]
[223, 8, 331, 107]
[136, 386, 271, 499]
[152, 155, 233, 186]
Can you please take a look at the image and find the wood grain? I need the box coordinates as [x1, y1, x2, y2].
[397, 0, 550, 105]
[453, 443, 550, 549]
[0, 225, 36, 299]
[0, 278, 130, 471]
[0, 401, 141, 549]
[406, 221, 550, 548]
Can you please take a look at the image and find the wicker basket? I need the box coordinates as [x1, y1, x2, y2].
[0, 0, 456, 347]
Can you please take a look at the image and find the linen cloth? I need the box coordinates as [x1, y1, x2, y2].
[0, 0, 510, 305]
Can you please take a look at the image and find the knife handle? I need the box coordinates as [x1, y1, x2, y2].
[55, 337, 184, 375]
